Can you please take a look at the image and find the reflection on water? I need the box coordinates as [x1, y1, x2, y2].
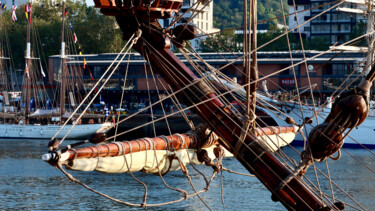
[0, 139, 374, 210]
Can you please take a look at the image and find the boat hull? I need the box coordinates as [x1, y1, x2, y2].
[264, 103, 375, 149]
[0, 122, 113, 139]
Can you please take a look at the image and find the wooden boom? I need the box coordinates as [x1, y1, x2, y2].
[54, 125, 295, 162]
[93, 1, 330, 210]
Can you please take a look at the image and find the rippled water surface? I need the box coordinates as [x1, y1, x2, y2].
[0, 139, 374, 210]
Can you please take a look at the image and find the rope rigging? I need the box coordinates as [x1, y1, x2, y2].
[41, 0, 375, 210]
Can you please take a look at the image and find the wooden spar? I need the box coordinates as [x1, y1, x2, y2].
[60, 126, 296, 162]
[65, 133, 199, 161]
[136, 36, 324, 210]
[25, 1, 32, 125]
[60, 0, 66, 120]
[94, 2, 325, 210]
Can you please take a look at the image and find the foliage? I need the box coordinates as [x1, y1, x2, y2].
[200, 24, 292, 52]
[348, 20, 367, 46]
[0, 0, 124, 69]
[213, 0, 288, 30]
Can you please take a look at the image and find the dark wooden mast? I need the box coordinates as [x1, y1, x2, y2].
[25, 1, 32, 124]
[92, 1, 331, 210]
[60, 0, 66, 121]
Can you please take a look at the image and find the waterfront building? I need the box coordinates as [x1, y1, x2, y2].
[48, 51, 366, 106]
[288, 0, 365, 44]
[160, 0, 219, 50]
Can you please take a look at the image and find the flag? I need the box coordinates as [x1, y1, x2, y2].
[73, 33, 77, 43]
[12, 6, 17, 21]
[111, 115, 116, 126]
[100, 95, 105, 105]
[2, 4, 6, 10]
[104, 107, 109, 118]
[39, 60, 46, 77]
[69, 21, 73, 30]
[24, 5, 28, 19]
[26, 4, 31, 23]
[25, 63, 29, 78]
[64, 10, 68, 17]
[83, 58, 87, 69]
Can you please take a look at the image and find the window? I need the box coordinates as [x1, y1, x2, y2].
[280, 64, 300, 76]
[163, 19, 169, 27]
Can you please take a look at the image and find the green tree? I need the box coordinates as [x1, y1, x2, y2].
[0, 0, 123, 69]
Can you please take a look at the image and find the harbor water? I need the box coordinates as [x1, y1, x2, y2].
[1, 138, 374, 210]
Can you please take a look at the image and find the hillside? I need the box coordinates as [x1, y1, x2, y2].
[213, 0, 289, 30]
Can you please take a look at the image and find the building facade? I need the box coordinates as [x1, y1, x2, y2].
[288, 0, 364, 44]
[160, 0, 219, 50]
[48, 51, 366, 106]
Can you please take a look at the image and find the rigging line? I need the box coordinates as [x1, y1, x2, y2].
[346, 135, 375, 157]
[57, 160, 215, 207]
[195, 0, 344, 38]
[325, 160, 336, 204]
[117, 39, 249, 140]
[146, 57, 213, 189]
[290, 0, 319, 129]
[166, 0, 203, 30]
[179, 47, 246, 121]
[310, 163, 367, 210]
[58, 40, 136, 142]
[341, 146, 375, 174]
[302, 50, 375, 125]
[279, 0, 309, 146]
[175, 0, 213, 40]
[54, 32, 138, 143]
[182, 42, 248, 121]
[153, 78, 211, 186]
[109, 31, 369, 136]
[117, 44, 325, 209]
[113, 51, 131, 143]
[250, 116, 298, 169]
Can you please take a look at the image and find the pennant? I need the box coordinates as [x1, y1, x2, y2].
[104, 107, 109, 118]
[42, 5, 44, 8]
[112, 116, 116, 125]
[12, 6, 17, 21]
[25, 63, 29, 78]
[83, 58, 87, 69]
[100, 95, 105, 105]
[73, 33, 77, 43]
[39, 60, 46, 77]
[24, 5, 28, 19]
[69, 21, 73, 30]
[64, 10, 68, 17]
[2, 4, 6, 10]
[99, 95, 108, 105]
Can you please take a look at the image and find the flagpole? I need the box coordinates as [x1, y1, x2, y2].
[25, 0, 32, 124]
[60, 0, 66, 122]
